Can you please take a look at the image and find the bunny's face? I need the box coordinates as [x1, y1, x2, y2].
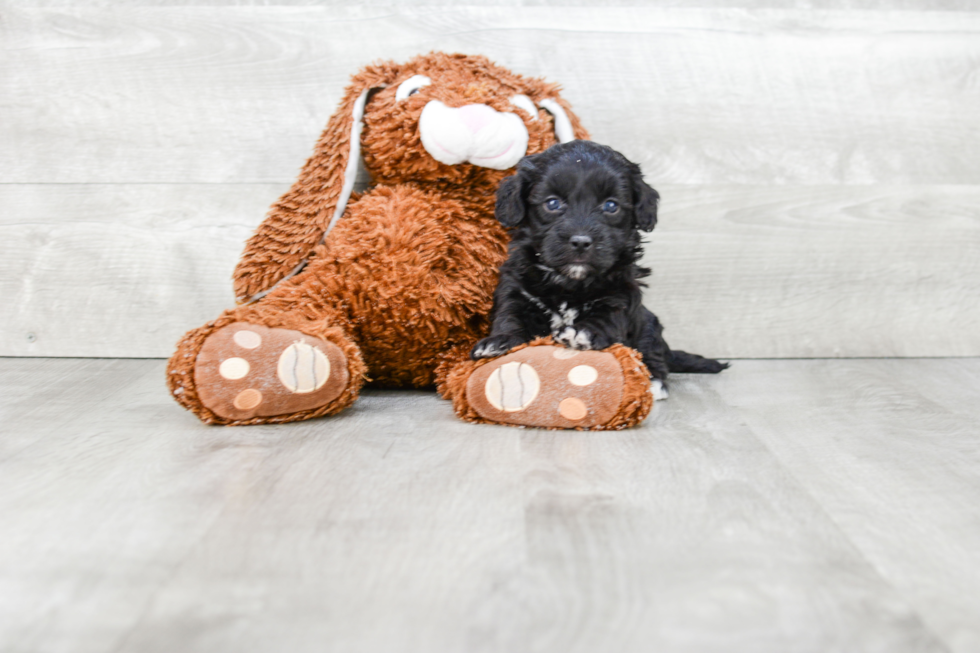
[360, 53, 582, 186]
[232, 52, 588, 303]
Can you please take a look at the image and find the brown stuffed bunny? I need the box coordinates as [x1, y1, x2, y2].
[166, 52, 652, 429]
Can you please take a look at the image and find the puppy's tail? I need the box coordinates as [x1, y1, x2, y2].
[667, 350, 729, 374]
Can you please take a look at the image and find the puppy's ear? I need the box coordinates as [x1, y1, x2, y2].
[495, 157, 537, 228]
[632, 168, 659, 232]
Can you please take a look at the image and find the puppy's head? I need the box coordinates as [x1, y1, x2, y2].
[496, 141, 659, 283]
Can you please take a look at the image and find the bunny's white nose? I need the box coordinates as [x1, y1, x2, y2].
[418, 101, 529, 170]
[457, 104, 495, 133]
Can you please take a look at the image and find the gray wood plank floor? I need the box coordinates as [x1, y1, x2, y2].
[1, 357, 977, 652]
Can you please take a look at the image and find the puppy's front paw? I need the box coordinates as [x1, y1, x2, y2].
[555, 327, 595, 350]
[471, 335, 525, 359]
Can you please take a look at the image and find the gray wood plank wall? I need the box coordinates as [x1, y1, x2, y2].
[2, 5, 978, 358]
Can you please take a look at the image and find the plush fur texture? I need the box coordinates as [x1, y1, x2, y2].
[166, 53, 590, 425]
[471, 141, 727, 390]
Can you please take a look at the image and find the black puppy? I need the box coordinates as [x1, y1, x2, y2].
[471, 140, 726, 398]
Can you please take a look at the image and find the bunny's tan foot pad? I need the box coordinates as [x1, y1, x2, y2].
[194, 323, 350, 421]
[464, 344, 651, 429]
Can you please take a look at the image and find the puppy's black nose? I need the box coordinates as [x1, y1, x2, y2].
[569, 235, 593, 251]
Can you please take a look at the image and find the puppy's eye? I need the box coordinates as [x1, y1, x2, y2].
[544, 198, 563, 212]
[602, 200, 620, 213]
[395, 75, 432, 101]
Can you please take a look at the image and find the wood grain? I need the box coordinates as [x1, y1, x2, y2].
[641, 184, 980, 359]
[0, 183, 283, 358]
[2, 183, 977, 358]
[2, 7, 979, 184]
[3, 357, 970, 652]
[715, 359, 980, 653]
[485, 392, 945, 652]
[7, 0, 980, 8]
[3, 6, 979, 360]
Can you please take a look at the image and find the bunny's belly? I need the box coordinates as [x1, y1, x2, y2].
[310, 184, 508, 386]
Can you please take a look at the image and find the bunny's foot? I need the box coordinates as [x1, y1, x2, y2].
[168, 320, 364, 425]
[442, 340, 653, 430]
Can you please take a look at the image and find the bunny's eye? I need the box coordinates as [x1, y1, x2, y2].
[395, 75, 432, 101]
[509, 94, 538, 121]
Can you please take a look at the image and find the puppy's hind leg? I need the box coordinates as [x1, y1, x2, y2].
[635, 307, 729, 398]
[635, 307, 671, 399]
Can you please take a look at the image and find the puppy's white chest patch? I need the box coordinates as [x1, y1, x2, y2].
[521, 290, 580, 333]
[565, 265, 588, 280]
[550, 302, 579, 332]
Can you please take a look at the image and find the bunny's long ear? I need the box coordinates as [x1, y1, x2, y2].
[233, 63, 398, 303]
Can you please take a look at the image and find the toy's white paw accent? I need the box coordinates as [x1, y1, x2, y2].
[485, 362, 541, 412]
[277, 341, 330, 393]
[555, 327, 593, 350]
[567, 365, 598, 386]
[219, 357, 250, 380]
[650, 378, 669, 401]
